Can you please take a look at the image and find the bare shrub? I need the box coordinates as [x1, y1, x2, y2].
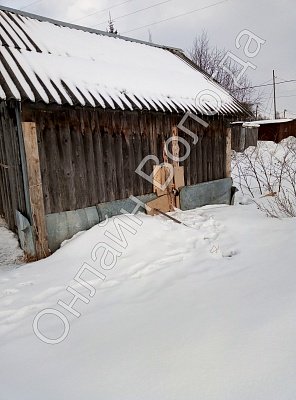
[232, 138, 296, 218]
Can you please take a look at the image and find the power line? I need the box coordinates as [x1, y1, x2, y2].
[261, 93, 296, 100]
[245, 79, 296, 90]
[258, 78, 273, 86]
[92, 0, 173, 28]
[122, 0, 230, 34]
[272, 94, 296, 99]
[70, 0, 136, 23]
[20, 0, 45, 10]
[263, 88, 274, 116]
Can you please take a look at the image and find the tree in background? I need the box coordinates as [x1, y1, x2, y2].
[188, 30, 257, 111]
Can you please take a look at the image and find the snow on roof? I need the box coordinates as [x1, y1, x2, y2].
[0, 6, 245, 114]
[232, 119, 294, 127]
[250, 119, 294, 125]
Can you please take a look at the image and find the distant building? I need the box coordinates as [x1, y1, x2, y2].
[231, 118, 296, 152]
[251, 119, 296, 142]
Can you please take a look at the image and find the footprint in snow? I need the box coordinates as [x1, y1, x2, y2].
[222, 249, 239, 258]
[18, 281, 35, 287]
[131, 255, 184, 279]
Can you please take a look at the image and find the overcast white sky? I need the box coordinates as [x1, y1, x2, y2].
[1, 0, 295, 118]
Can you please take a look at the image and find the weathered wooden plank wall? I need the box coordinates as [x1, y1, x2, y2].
[23, 106, 227, 215]
[231, 125, 258, 152]
[0, 101, 26, 230]
[258, 120, 296, 142]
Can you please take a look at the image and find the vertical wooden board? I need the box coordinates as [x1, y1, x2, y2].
[102, 130, 115, 201]
[110, 133, 118, 199]
[202, 133, 208, 183]
[150, 113, 158, 157]
[190, 133, 198, 185]
[226, 127, 232, 178]
[22, 122, 49, 259]
[171, 125, 180, 168]
[82, 112, 98, 206]
[54, 113, 71, 212]
[9, 107, 26, 216]
[212, 125, 219, 181]
[216, 126, 222, 180]
[1, 111, 16, 228]
[92, 111, 107, 203]
[0, 104, 26, 230]
[114, 132, 125, 200]
[153, 165, 167, 196]
[70, 110, 89, 210]
[156, 131, 163, 163]
[40, 117, 53, 214]
[174, 166, 185, 189]
[61, 113, 77, 210]
[37, 116, 51, 215]
[0, 110, 11, 226]
[122, 132, 132, 198]
[207, 128, 213, 182]
[220, 124, 226, 179]
[141, 132, 152, 194]
[132, 132, 144, 196]
[46, 117, 63, 213]
[128, 133, 137, 197]
[185, 146, 191, 186]
[196, 130, 203, 183]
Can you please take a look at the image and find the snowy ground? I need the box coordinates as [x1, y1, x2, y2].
[0, 203, 295, 399]
[0, 218, 23, 269]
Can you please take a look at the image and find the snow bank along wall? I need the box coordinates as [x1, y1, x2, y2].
[0, 101, 234, 257]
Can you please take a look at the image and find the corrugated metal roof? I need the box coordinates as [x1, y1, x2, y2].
[0, 6, 246, 114]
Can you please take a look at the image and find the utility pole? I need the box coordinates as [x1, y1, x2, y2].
[284, 109, 287, 118]
[255, 104, 259, 119]
[273, 70, 277, 119]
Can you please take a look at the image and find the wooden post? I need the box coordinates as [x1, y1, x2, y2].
[226, 127, 232, 178]
[172, 126, 179, 168]
[22, 122, 50, 260]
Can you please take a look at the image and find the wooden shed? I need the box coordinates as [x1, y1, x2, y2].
[231, 122, 259, 152]
[231, 118, 296, 152]
[254, 119, 296, 142]
[0, 6, 247, 259]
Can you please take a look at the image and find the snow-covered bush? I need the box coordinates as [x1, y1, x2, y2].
[232, 138, 296, 218]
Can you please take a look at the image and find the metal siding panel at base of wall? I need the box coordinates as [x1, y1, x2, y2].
[46, 206, 100, 252]
[179, 178, 233, 211]
[15, 210, 36, 258]
[45, 183, 232, 254]
[46, 195, 157, 252]
[96, 194, 157, 220]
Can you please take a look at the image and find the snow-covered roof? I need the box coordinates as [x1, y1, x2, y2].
[250, 119, 294, 125]
[232, 119, 295, 127]
[0, 6, 246, 114]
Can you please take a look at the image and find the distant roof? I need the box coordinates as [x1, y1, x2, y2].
[232, 119, 295, 127]
[0, 6, 245, 114]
